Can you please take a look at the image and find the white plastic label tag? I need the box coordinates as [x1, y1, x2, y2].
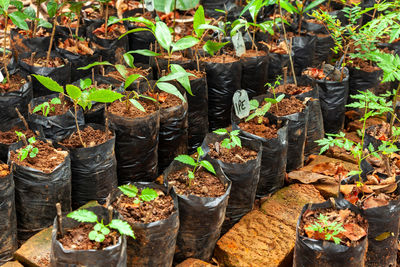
[233, 90, 250, 119]
[0, 71, 4, 83]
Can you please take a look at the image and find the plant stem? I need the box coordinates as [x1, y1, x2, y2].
[389, 83, 400, 137]
[15, 107, 30, 131]
[2, 14, 10, 84]
[278, 1, 297, 86]
[173, 0, 177, 42]
[74, 104, 86, 148]
[56, 203, 64, 236]
[358, 94, 368, 182]
[46, 18, 57, 67]
[33, 0, 40, 36]
[105, 3, 109, 39]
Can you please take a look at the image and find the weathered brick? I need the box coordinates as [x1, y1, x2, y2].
[215, 184, 324, 267]
[176, 258, 215, 267]
[0, 261, 24, 267]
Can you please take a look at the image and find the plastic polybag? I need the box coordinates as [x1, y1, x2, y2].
[313, 35, 335, 67]
[0, 166, 17, 264]
[232, 105, 288, 197]
[307, 68, 349, 134]
[28, 94, 85, 142]
[201, 133, 262, 234]
[60, 124, 117, 209]
[293, 198, 368, 267]
[106, 107, 160, 184]
[50, 205, 127, 267]
[108, 182, 179, 267]
[158, 97, 188, 174]
[18, 51, 72, 97]
[187, 76, 209, 154]
[8, 139, 71, 242]
[240, 49, 269, 98]
[163, 160, 231, 262]
[348, 67, 382, 103]
[292, 35, 317, 76]
[202, 58, 242, 131]
[267, 52, 290, 82]
[10, 28, 51, 54]
[0, 72, 33, 128]
[86, 21, 129, 64]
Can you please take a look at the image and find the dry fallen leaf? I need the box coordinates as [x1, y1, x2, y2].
[288, 170, 336, 184]
[343, 223, 367, 241]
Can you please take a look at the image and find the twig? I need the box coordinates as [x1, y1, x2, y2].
[56, 203, 64, 236]
[15, 107, 30, 131]
[105, 116, 109, 140]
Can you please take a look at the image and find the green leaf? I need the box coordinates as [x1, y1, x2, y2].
[107, 16, 120, 26]
[139, 188, 158, 202]
[200, 160, 216, 175]
[193, 5, 205, 37]
[304, 0, 326, 13]
[88, 89, 123, 103]
[203, 40, 229, 56]
[375, 232, 393, 241]
[66, 84, 82, 100]
[155, 21, 172, 52]
[119, 28, 153, 40]
[197, 146, 204, 157]
[9, 11, 28, 30]
[128, 49, 160, 57]
[32, 104, 42, 114]
[213, 128, 228, 135]
[280, 0, 298, 14]
[0, 0, 10, 11]
[156, 82, 185, 103]
[170, 64, 193, 96]
[188, 170, 194, 179]
[123, 53, 134, 68]
[174, 154, 196, 166]
[232, 135, 242, 148]
[276, 94, 285, 103]
[197, 24, 225, 35]
[124, 16, 154, 29]
[129, 99, 145, 112]
[109, 219, 135, 238]
[50, 97, 61, 105]
[115, 64, 128, 79]
[32, 75, 64, 93]
[77, 61, 113, 70]
[37, 18, 52, 28]
[172, 36, 199, 52]
[88, 230, 98, 241]
[47, 0, 57, 18]
[125, 74, 143, 90]
[118, 184, 139, 198]
[19, 149, 28, 161]
[67, 209, 98, 223]
[23, 6, 35, 18]
[80, 78, 92, 90]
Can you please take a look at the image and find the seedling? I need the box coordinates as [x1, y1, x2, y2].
[0, 0, 29, 85]
[15, 131, 26, 141]
[32, 75, 123, 147]
[18, 136, 39, 161]
[265, 76, 283, 110]
[118, 184, 158, 205]
[245, 93, 285, 124]
[213, 128, 242, 149]
[45, 0, 63, 67]
[174, 147, 216, 186]
[305, 213, 346, 245]
[32, 97, 62, 117]
[67, 209, 135, 243]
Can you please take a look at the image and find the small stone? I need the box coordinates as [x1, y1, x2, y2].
[201, 186, 208, 194]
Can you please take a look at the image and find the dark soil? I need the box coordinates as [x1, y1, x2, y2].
[31, 98, 72, 117]
[240, 49, 267, 58]
[167, 167, 226, 197]
[208, 143, 258, 164]
[57, 38, 94, 55]
[113, 189, 175, 224]
[269, 97, 305, 117]
[9, 140, 67, 173]
[22, 56, 67, 68]
[186, 69, 206, 80]
[238, 117, 279, 139]
[303, 67, 332, 81]
[0, 73, 27, 92]
[60, 126, 112, 149]
[273, 83, 313, 96]
[300, 208, 368, 247]
[105, 67, 149, 83]
[348, 57, 380, 72]
[58, 223, 119, 250]
[146, 91, 182, 109]
[107, 99, 157, 119]
[0, 127, 35, 144]
[0, 163, 10, 177]
[204, 54, 238, 64]
[93, 23, 126, 39]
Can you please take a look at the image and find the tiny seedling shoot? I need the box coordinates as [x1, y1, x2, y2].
[118, 184, 158, 205]
[245, 93, 284, 124]
[32, 97, 62, 117]
[18, 136, 39, 161]
[67, 209, 135, 243]
[213, 128, 242, 149]
[305, 213, 346, 245]
[174, 147, 216, 186]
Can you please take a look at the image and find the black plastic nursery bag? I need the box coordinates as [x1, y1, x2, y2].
[201, 133, 262, 234]
[240, 49, 269, 98]
[164, 160, 231, 262]
[50, 206, 127, 267]
[292, 35, 317, 76]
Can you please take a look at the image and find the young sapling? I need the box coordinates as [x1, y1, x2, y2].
[67, 209, 135, 243]
[174, 147, 216, 186]
[18, 136, 39, 161]
[213, 128, 242, 149]
[305, 213, 346, 245]
[118, 184, 158, 205]
[32, 97, 62, 117]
